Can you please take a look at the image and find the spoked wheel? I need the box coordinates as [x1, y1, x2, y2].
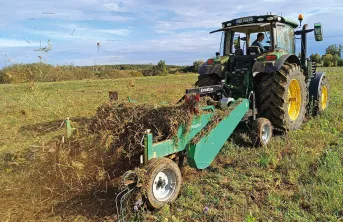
[252, 118, 273, 146]
[145, 158, 182, 209]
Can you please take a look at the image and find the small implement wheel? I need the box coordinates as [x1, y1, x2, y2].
[145, 158, 182, 209]
[252, 118, 273, 146]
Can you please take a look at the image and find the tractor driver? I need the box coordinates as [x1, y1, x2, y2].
[251, 33, 265, 53]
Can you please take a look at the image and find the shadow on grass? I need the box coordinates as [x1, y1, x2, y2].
[52, 187, 120, 220]
[19, 117, 92, 136]
[229, 123, 254, 148]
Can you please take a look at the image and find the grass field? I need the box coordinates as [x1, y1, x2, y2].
[1, 68, 343, 221]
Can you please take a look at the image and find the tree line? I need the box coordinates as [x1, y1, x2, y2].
[310, 44, 343, 67]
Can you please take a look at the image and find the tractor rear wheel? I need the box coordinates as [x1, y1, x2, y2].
[195, 74, 221, 87]
[256, 63, 307, 132]
[144, 157, 182, 209]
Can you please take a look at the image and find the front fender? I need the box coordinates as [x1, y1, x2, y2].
[252, 54, 301, 76]
[309, 72, 326, 102]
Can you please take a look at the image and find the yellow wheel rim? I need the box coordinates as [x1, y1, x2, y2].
[288, 79, 302, 121]
[321, 86, 328, 110]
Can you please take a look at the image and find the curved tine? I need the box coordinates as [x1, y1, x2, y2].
[116, 188, 128, 221]
[120, 187, 136, 221]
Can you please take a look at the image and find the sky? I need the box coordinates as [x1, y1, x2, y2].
[1, 0, 343, 67]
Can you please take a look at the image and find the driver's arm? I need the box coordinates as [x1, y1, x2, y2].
[257, 42, 265, 53]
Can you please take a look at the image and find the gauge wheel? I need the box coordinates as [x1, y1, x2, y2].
[252, 118, 273, 146]
[144, 157, 182, 209]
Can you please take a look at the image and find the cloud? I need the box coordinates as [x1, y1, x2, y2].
[25, 27, 130, 42]
[0, 38, 40, 48]
[103, 2, 124, 12]
[98, 29, 130, 36]
[0, 0, 343, 68]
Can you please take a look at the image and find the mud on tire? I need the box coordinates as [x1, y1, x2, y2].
[256, 63, 307, 132]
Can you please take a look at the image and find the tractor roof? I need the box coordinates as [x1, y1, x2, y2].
[210, 15, 298, 34]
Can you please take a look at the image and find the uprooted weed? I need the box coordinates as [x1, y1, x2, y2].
[90, 102, 193, 159]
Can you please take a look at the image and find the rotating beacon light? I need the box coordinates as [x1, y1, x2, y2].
[298, 14, 304, 27]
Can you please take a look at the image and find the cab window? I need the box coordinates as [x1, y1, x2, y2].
[276, 24, 295, 54]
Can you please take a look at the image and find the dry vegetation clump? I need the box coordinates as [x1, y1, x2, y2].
[19, 102, 193, 196]
[90, 102, 193, 158]
[0, 101, 196, 219]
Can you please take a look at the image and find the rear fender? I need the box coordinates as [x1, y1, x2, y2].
[198, 63, 224, 79]
[252, 54, 301, 77]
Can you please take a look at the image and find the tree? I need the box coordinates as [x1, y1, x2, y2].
[333, 54, 342, 67]
[322, 54, 334, 67]
[310, 53, 321, 64]
[192, 60, 204, 73]
[142, 60, 168, 76]
[325, 44, 343, 57]
[156, 60, 168, 76]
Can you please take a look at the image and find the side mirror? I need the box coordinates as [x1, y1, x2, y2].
[314, 23, 323, 41]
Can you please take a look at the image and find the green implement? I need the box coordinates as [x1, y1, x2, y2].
[143, 99, 249, 169]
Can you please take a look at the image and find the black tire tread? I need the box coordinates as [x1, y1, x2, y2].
[256, 63, 307, 131]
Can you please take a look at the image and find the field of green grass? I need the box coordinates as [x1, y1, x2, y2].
[1, 68, 343, 221]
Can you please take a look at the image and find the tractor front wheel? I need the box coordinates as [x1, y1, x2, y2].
[313, 76, 330, 116]
[144, 158, 182, 209]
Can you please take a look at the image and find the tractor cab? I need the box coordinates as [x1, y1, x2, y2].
[197, 15, 300, 89]
[212, 15, 298, 56]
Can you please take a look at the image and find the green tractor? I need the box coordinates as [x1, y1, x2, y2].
[195, 14, 329, 132]
[114, 15, 330, 219]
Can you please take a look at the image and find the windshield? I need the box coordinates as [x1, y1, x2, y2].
[275, 24, 295, 53]
[224, 24, 272, 55]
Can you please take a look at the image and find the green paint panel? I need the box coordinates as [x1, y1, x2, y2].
[65, 118, 76, 139]
[187, 99, 249, 169]
[283, 18, 298, 28]
[213, 55, 230, 64]
[146, 108, 214, 160]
